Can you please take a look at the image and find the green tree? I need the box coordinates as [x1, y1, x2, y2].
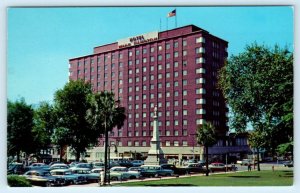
[54, 80, 98, 161]
[51, 127, 70, 161]
[32, 102, 56, 152]
[86, 91, 126, 185]
[218, 43, 293, 155]
[7, 99, 35, 162]
[248, 129, 267, 171]
[196, 122, 218, 176]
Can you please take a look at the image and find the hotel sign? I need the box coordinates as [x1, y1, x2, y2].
[118, 31, 158, 48]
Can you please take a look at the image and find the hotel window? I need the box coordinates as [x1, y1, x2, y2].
[158, 55, 162, 61]
[135, 95, 139, 100]
[150, 103, 154, 108]
[119, 71, 122, 77]
[166, 141, 171, 146]
[166, 101, 170, 107]
[158, 102, 162, 108]
[128, 141, 132, 146]
[196, 78, 206, 84]
[166, 111, 170, 116]
[174, 81, 179, 87]
[158, 121, 162, 126]
[143, 48, 147, 54]
[136, 50, 140, 55]
[196, 57, 205, 64]
[158, 73, 162, 79]
[119, 62, 123, 68]
[183, 110, 188, 116]
[150, 47, 155, 53]
[174, 42, 178, 48]
[183, 50, 187, 56]
[119, 88, 122, 94]
[119, 53, 123, 59]
[104, 73, 108, 78]
[174, 110, 179, 116]
[174, 51, 179, 58]
[183, 130, 188, 136]
[158, 93, 162, 98]
[174, 141, 179, 146]
[142, 85, 147, 91]
[142, 131, 147, 136]
[166, 53, 171, 59]
[183, 120, 188, 125]
[128, 131, 132, 136]
[196, 36, 205, 43]
[213, 101, 220, 107]
[196, 88, 206, 94]
[183, 80, 187, 86]
[166, 43, 171, 49]
[174, 101, 179, 106]
[128, 96, 132, 101]
[158, 64, 162, 70]
[97, 66, 101, 72]
[166, 63, 170, 69]
[142, 141, 147, 146]
[97, 82, 101, 87]
[158, 45, 163, 51]
[174, 130, 179, 136]
[174, 71, 179, 77]
[183, 100, 188, 105]
[111, 63, 115, 68]
[196, 67, 206, 74]
[182, 141, 188, 146]
[150, 56, 155, 62]
[150, 94, 154, 99]
[196, 47, 205, 54]
[166, 72, 170, 78]
[129, 51, 133, 57]
[128, 60, 132, 66]
[143, 94, 146, 100]
[166, 121, 170, 126]
[143, 58, 147, 63]
[77, 70, 81, 75]
[174, 61, 179, 68]
[128, 69, 132, 75]
[166, 82, 170, 87]
[150, 66, 154, 71]
[174, 91, 179, 97]
[183, 40, 187, 46]
[135, 68, 139, 74]
[128, 113, 132, 119]
[97, 57, 101, 64]
[174, 120, 179, 126]
[136, 77, 139, 82]
[135, 104, 139, 109]
[183, 90, 187, 96]
[136, 59, 140, 64]
[166, 130, 171, 136]
[166, 92, 170, 97]
[196, 98, 206, 104]
[143, 67, 147, 72]
[143, 103, 147, 109]
[196, 119, 205, 125]
[119, 80, 123, 84]
[150, 84, 154, 90]
[196, 109, 206, 115]
[158, 83, 162, 88]
[135, 131, 139, 137]
[135, 113, 139, 118]
[143, 112, 147, 118]
[183, 70, 187, 76]
[91, 67, 94, 72]
[128, 104, 132, 110]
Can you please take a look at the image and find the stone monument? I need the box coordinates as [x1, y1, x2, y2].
[144, 106, 167, 165]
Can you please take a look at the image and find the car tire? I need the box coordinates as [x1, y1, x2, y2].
[45, 182, 52, 187]
[111, 177, 118, 181]
[129, 176, 136, 179]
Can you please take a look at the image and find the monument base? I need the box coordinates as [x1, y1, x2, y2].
[144, 154, 167, 165]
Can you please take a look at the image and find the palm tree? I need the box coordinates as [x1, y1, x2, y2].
[86, 91, 126, 185]
[196, 122, 218, 176]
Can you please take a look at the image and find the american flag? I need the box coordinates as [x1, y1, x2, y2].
[167, 9, 176, 17]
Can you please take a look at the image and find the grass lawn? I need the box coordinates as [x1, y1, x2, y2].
[116, 170, 293, 186]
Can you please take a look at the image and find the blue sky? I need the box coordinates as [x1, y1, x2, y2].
[7, 6, 294, 105]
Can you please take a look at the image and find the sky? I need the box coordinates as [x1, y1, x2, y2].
[7, 6, 294, 105]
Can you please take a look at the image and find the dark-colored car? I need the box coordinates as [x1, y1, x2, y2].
[140, 165, 174, 177]
[117, 160, 133, 168]
[50, 169, 86, 185]
[23, 170, 65, 187]
[8, 163, 26, 175]
[160, 164, 187, 175]
[185, 163, 206, 174]
[283, 161, 293, 167]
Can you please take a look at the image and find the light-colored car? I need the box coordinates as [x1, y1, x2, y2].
[110, 166, 141, 180]
[50, 164, 69, 171]
[208, 162, 235, 172]
[87, 168, 104, 183]
[236, 159, 251, 166]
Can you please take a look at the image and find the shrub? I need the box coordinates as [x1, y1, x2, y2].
[7, 175, 32, 187]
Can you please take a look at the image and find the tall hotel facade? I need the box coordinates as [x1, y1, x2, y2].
[69, 25, 230, 161]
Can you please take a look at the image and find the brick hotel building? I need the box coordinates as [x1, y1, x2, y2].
[68, 25, 234, 161]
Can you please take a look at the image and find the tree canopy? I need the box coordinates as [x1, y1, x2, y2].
[218, 43, 293, 153]
[53, 80, 98, 161]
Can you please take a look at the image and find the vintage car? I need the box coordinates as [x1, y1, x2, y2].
[86, 168, 103, 183]
[23, 169, 64, 187]
[109, 166, 141, 180]
[49, 164, 69, 171]
[50, 169, 86, 185]
[140, 165, 174, 177]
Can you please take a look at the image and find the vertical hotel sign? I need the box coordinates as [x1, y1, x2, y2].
[117, 31, 158, 48]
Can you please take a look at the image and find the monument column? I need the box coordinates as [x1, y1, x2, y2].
[144, 106, 166, 165]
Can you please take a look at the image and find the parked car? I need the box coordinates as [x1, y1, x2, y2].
[131, 160, 144, 167]
[283, 161, 293, 167]
[208, 162, 235, 172]
[50, 169, 86, 185]
[110, 166, 141, 179]
[185, 163, 206, 174]
[87, 168, 103, 183]
[8, 163, 26, 175]
[160, 164, 187, 175]
[91, 162, 105, 169]
[117, 160, 133, 168]
[49, 162, 64, 166]
[25, 163, 50, 171]
[69, 163, 92, 171]
[140, 165, 174, 177]
[50, 164, 69, 170]
[128, 167, 146, 176]
[23, 169, 64, 187]
[71, 168, 91, 183]
[236, 159, 251, 166]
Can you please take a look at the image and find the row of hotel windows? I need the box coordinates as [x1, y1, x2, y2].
[127, 119, 220, 128]
[126, 140, 189, 147]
